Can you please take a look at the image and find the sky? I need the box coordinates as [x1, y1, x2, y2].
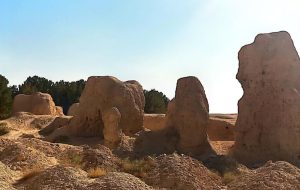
[1, 0, 300, 113]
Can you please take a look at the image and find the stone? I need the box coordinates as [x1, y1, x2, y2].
[12, 92, 63, 116]
[165, 76, 214, 156]
[69, 76, 145, 137]
[103, 107, 122, 147]
[233, 31, 300, 167]
[67, 103, 79, 116]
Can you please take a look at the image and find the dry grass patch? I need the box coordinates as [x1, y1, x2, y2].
[60, 152, 83, 169]
[222, 171, 238, 185]
[0, 122, 10, 136]
[121, 157, 154, 178]
[87, 167, 107, 178]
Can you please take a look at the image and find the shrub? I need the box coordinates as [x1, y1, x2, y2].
[0, 75, 12, 119]
[87, 167, 107, 178]
[203, 155, 238, 175]
[0, 122, 10, 136]
[121, 157, 154, 178]
[222, 171, 238, 185]
[60, 152, 83, 169]
[144, 89, 169, 114]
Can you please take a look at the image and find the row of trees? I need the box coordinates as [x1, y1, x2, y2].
[0, 75, 12, 119]
[0, 75, 170, 119]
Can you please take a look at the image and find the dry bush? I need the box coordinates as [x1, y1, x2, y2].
[60, 152, 83, 168]
[222, 171, 238, 185]
[121, 157, 154, 178]
[203, 155, 238, 175]
[87, 167, 107, 178]
[0, 122, 10, 136]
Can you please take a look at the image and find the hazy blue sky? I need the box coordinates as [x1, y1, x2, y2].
[1, 0, 300, 113]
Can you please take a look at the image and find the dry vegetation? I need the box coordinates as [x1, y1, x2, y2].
[0, 122, 10, 136]
[60, 152, 83, 168]
[120, 157, 154, 178]
[87, 167, 107, 178]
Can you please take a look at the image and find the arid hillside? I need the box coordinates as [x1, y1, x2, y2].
[0, 31, 300, 190]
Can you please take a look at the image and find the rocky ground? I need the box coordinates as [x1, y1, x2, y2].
[0, 112, 299, 190]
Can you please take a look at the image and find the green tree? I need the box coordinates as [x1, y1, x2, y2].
[18, 76, 85, 114]
[51, 79, 85, 114]
[144, 89, 169, 114]
[10, 85, 19, 98]
[0, 75, 12, 119]
[18, 76, 54, 95]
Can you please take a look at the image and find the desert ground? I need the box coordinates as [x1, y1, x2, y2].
[1, 31, 300, 190]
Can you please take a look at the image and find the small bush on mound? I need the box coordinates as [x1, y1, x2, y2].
[0, 122, 10, 136]
[121, 157, 154, 178]
[60, 152, 83, 169]
[203, 155, 238, 175]
[87, 167, 107, 178]
[222, 171, 238, 185]
[52, 135, 70, 143]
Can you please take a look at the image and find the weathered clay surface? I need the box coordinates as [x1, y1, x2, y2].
[165, 76, 214, 156]
[67, 103, 79, 116]
[39, 116, 72, 135]
[12, 92, 63, 116]
[143, 114, 166, 131]
[103, 107, 122, 147]
[233, 31, 300, 166]
[208, 114, 236, 141]
[69, 76, 145, 137]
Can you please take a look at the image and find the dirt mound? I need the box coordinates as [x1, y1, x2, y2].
[39, 116, 72, 135]
[17, 137, 69, 158]
[2, 112, 56, 139]
[228, 161, 300, 190]
[0, 161, 18, 190]
[81, 145, 121, 171]
[6, 112, 55, 129]
[87, 172, 154, 190]
[144, 153, 223, 190]
[20, 165, 88, 190]
[0, 139, 55, 171]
